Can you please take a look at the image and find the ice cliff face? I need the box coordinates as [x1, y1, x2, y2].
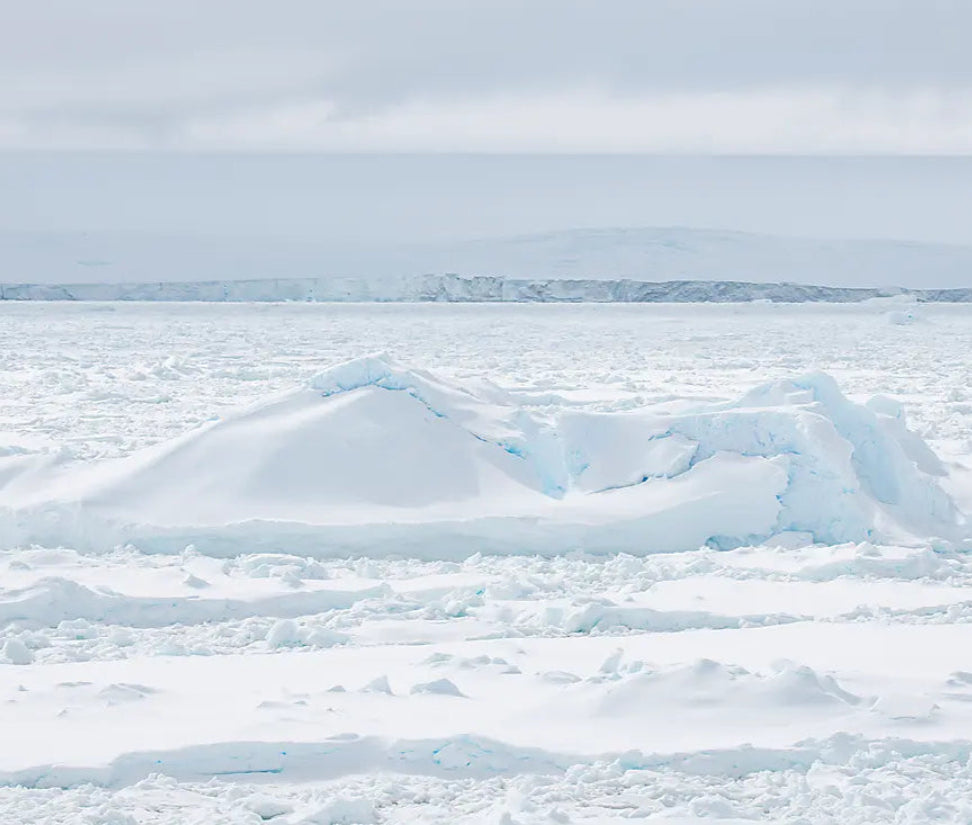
[2, 275, 971, 303]
[0, 356, 963, 556]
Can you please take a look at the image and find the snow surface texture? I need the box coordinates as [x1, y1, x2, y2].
[4, 302, 972, 823]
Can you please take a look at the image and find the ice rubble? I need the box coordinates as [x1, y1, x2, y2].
[0, 355, 963, 555]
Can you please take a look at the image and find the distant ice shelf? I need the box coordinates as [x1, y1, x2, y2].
[2, 275, 972, 303]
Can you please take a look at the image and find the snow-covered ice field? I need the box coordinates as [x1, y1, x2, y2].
[4, 300, 972, 824]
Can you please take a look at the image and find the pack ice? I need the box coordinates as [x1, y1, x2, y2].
[0, 355, 962, 555]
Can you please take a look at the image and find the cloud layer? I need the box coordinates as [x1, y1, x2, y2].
[2, 0, 970, 152]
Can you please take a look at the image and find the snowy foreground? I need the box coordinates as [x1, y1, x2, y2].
[3, 301, 972, 824]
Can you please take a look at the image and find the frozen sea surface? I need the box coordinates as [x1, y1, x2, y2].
[3, 301, 972, 823]
[3, 300, 972, 461]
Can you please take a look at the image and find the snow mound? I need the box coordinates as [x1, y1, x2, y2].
[596, 660, 863, 717]
[410, 678, 465, 697]
[0, 356, 963, 555]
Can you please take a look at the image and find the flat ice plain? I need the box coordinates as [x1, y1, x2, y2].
[3, 299, 972, 824]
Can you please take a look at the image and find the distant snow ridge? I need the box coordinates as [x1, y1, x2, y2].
[0, 356, 963, 555]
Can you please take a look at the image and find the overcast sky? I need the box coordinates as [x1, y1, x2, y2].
[4, 1, 972, 267]
[3, 0, 971, 153]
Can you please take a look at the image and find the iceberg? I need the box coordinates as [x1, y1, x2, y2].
[0, 356, 963, 556]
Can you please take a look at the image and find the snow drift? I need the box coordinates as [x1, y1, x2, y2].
[0, 356, 963, 556]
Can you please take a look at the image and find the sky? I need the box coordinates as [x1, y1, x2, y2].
[2, 0, 971, 154]
[2, 1, 971, 287]
[5, 154, 972, 246]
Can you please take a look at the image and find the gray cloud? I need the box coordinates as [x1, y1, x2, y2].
[1, 0, 970, 151]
